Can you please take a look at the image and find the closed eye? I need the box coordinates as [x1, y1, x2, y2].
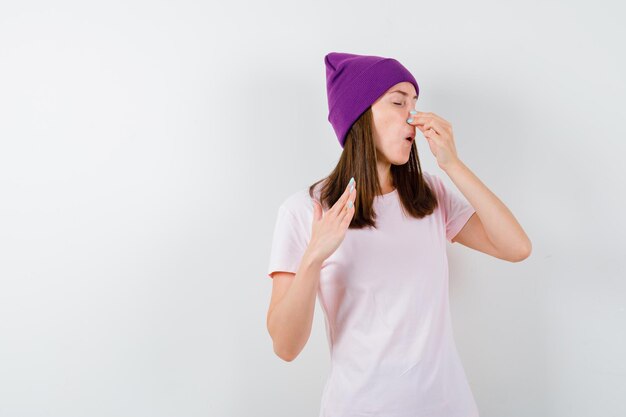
[393, 103, 403, 106]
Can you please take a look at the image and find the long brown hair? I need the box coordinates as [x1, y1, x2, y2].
[308, 106, 439, 229]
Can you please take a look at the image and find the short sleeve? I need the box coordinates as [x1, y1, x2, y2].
[428, 173, 476, 243]
[266, 203, 310, 279]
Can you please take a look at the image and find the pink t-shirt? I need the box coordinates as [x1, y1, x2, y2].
[267, 171, 479, 417]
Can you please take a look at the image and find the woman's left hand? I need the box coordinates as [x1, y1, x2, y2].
[407, 111, 460, 171]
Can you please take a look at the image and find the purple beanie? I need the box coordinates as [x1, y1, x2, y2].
[324, 51, 419, 148]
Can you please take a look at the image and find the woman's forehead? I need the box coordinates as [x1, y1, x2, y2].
[386, 82, 417, 98]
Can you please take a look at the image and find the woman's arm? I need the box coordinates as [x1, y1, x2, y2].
[266, 248, 324, 362]
[445, 159, 532, 261]
[408, 111, 531, 261]
[267, 180, 356, 361]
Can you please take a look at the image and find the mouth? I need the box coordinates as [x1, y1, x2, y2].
[405, 135, 414, 143]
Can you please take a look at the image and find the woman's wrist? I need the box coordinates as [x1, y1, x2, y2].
[302, 246, 325, 268]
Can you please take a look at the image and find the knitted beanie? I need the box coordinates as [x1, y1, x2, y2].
[324, 51, 419, 148]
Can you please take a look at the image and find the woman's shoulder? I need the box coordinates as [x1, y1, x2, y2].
[278, 183, 321, 219]
[421, 169, 435, 183]
[421, 170, 442, 192]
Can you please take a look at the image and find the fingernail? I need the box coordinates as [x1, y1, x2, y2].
[348, 201, 353, 208]
[349, 177, 355, 185]
[350, 184, 354, 193]
[407, 118, 413, 123]
[410, 110, 417, 115]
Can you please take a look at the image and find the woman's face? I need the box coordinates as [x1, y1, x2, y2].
[370, 81, 418, 165]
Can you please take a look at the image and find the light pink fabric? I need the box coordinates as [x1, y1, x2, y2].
[267, 171, 479, 417]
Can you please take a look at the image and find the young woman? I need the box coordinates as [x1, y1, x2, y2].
[266, 52, 531, 417]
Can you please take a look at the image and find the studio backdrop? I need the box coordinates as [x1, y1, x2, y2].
[0, 1, 624, 417]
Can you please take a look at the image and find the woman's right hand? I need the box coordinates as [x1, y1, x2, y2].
[308, 178, 356, 263]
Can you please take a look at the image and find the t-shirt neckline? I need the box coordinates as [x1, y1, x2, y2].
[375, 188, 398, 201]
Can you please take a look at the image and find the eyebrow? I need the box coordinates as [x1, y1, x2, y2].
[389, 90, 418, 99]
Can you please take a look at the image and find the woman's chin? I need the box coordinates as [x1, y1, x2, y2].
[390, 152, 411, 165]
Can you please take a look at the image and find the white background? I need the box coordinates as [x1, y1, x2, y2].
[1, 1, 625, 416]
